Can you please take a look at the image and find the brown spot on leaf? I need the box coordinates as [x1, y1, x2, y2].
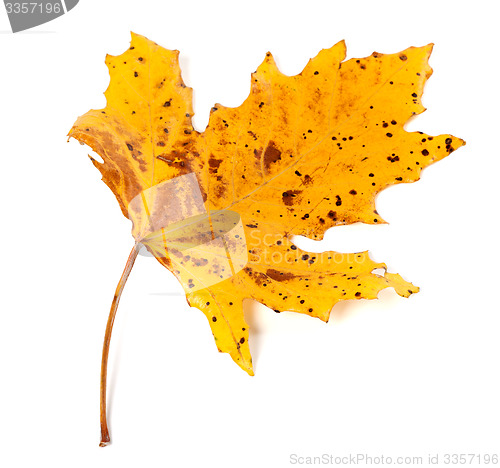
[266, 269, 296, 282]
[209, 156, 223, 173]
[282, 190, 301, 206]
[257, 141, 282, 171]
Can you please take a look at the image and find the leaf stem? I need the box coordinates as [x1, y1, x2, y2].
[99, 243, 140, 447]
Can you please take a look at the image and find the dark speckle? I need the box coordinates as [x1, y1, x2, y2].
[126, 143, 133, 151]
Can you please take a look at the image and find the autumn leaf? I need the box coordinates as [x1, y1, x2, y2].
[68, 33, 464, 445]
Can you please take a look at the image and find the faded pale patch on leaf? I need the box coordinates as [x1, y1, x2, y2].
[69, 33, 464, 375]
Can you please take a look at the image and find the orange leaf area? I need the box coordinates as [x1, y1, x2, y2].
[69, 33, 464, 374]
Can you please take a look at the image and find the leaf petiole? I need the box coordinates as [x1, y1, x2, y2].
[99, 243, 140, 447]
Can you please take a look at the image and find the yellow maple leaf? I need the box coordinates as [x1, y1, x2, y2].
[68, 33, 464, 445]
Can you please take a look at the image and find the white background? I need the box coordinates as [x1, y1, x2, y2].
[1, 1, 499, 467]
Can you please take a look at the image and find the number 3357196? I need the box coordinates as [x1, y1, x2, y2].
[5, 3, 62, 14]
